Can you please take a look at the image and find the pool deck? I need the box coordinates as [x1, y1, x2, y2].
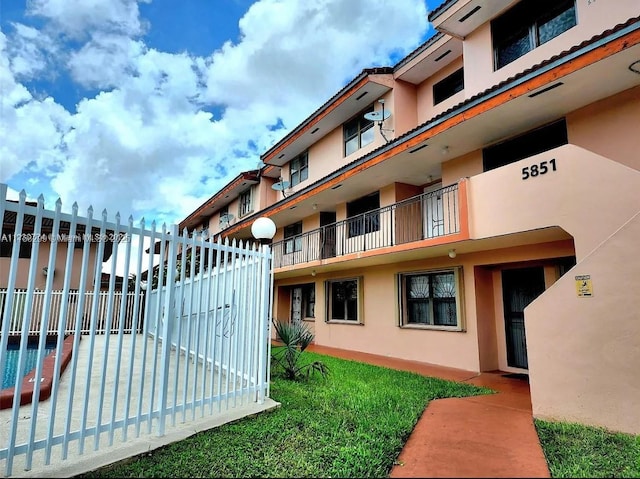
[0, 335, 279, 478]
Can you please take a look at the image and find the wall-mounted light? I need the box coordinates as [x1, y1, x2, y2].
[42, 267, 49, 276]
[311, 270, 317, 277]
[441, 146, 449, 156]
[312, 203, 318, 210]
[448, 249, 457, 259]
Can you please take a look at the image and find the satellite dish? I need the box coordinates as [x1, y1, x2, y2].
[364, 99, 394, 143]
[272, 178, 290, 198]
[271, 180, 290, 191]
[220, 213, 235, 223]
[364, 110, 391, 122]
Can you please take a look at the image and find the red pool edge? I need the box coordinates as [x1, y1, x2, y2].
[0, 335, 77, 410]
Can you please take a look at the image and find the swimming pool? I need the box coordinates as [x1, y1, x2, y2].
[2, 340, 57, 390]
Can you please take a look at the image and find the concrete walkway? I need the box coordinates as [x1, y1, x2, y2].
[307, 344, 551, 478]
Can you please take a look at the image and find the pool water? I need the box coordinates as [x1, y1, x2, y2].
[2, 342, 56, 390]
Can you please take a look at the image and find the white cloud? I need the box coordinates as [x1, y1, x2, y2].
[68, 33, 145, 89]
[0, 32, 70, 183]
[3, 0, 429, 226]
[27, 0, 150, 39]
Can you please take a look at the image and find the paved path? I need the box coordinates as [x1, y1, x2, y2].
[307, 345, 550, 478]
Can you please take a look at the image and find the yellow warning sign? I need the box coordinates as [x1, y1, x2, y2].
[575, 275, 593, 297]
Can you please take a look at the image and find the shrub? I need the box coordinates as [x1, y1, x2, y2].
[271, 319, 329, 380]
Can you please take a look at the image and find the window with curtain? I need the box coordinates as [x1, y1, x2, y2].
[399, 269, 462, 329]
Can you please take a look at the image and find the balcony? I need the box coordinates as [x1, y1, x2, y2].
[272, 183, 465, 269]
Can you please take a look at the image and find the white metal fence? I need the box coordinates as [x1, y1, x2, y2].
[0, 184, 273, 477]
[0, 290, 142, 335]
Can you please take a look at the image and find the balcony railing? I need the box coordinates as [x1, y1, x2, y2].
[272, 183, 460, 268]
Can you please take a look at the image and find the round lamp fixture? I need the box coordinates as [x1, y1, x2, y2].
[251, 217, 276, 243]
[448, 249, 457, 259]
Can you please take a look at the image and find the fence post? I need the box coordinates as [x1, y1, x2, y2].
[257, 244, 272, 404]
[157, 224, 178, 436]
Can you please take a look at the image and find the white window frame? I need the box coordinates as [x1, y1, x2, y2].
[325, 277, 363, 324]
[284, 221, 303, 254]
[397, 267, 464, 331]
[238, 188, 253, 218]
[343, 106, 374, 157]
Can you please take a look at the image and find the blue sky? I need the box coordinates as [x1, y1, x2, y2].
[1, 0, 444, 225]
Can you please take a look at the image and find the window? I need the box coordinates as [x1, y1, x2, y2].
[344, 106, 374, 156]
[284, 221, 302, 254]
[218, 205, 231, 229]
[399, 269, 463, 329]
[326, 278, 361, 322]
[483, 118, 567, 172]
[301, 284, 315, 318]
[239, 189, 252, 217]
[492, 0, 576, 69]
[346, 192, 379, 238]
[0, 228, 32, 258]
[433, 68, 464, 105]
[290, 152, 309, 187]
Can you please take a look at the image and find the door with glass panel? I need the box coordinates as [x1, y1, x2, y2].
[291, 287, 302, 326]
[423, 183, 444, 238]
[501, 267, 545, 369]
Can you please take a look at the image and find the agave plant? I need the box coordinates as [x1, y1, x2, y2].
[271, 319, 329, 380]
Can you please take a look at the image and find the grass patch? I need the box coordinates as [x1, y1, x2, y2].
[535, 419, 640, 478]
[80, 351, 490, 478]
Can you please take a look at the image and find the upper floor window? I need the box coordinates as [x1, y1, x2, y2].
[492, 0, 576, 70]
[346, 192, 380, 238]
[483, 118, 567, 171]
[239, 189, 252, 217]
[290, 151, 309, 187]
[344, 106, 374, 156]
[284, 221, 302, 254]
[433, 68, 464, 105]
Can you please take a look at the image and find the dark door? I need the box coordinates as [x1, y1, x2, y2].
[320, 212, 337, 259]
[502, 267, 545, 369]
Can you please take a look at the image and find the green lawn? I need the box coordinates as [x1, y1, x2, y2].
[536, 419, 640, 478]
[79, 351, 490, 478]
[73, 350, 640, 478]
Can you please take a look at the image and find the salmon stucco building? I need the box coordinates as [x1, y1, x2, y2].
[180, 0, 640, 435]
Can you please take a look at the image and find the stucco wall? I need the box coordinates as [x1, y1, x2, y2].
[468, 144, 640, 259]
[416, 56, 465, 124]
[287, 92, 394, 196]
[567, 86, 640, 172]
[526, 211, 640, 434]
[274, 238, 573, 372]
[0, 242, 100, 290]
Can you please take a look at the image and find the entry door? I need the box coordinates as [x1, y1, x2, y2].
[501, 267, 545, 369]
[291, 287, 302, 326]
[423, 183, 444, 238]
[320, 211, 337, 259]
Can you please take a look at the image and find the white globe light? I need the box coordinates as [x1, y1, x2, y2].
[251, 217, 276, 240]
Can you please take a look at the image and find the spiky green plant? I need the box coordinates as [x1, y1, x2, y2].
[271, 319, 329, 380]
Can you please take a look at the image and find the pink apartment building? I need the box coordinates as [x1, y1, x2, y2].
[180, 0, 640, 434]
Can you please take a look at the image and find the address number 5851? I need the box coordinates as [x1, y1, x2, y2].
[522, 158, 557, 180]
